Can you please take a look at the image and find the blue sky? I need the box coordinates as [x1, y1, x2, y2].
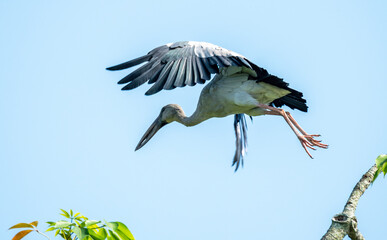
[1, 0, 386, 239]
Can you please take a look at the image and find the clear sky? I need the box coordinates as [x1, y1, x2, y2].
[1, 1, 386, 239]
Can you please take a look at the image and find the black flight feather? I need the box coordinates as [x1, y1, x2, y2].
[185, 57, 195, 86]
[121, 64, 163, 90]
[117, 61, 154, 84]
[200, 57, 218, 74]
[212, 56, 227, 68]
[163, 60, 180, 90]
[192, 57, 202, 84]
[107, 54, 151, 71]
[145, 61, 174, 95]
[174, 58, 187, 87]
[217, 56, 232, 67]
[237, 56, 252, 68]
[196, 57, 211, 80]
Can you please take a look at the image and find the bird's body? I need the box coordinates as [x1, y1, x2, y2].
[185, 66, 290, 123]
[107, 41, 327, 170]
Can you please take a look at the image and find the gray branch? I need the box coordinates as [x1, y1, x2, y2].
[321, 164, 378, 240]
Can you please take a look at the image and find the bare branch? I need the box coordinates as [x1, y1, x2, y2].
[321, 164, 377, 240]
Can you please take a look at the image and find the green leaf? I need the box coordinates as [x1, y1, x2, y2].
[77, 215, 88, 221]
[107, 230, 120, 240]
[89, 228, 107, 240]
[11, 230, 33, 240]
[60, 209, 71, 218]
[55, 229, 60, 236]
[74, 212, 81, 217]
[106, 222, 134, 240]
[46, 221, 55, 226]
[375, 154, 387, 167]
[54, 220, 73, 228]
[72, 226, 89, 240]
[85, 220, 101, 227]
[58, 230, 65, 239]
[373, 154, 387, 182]
[381, 160, 387, 176]
[46, 227, 56, 232]
[70, 209, 74, 216]
[9, 223, 35, 230]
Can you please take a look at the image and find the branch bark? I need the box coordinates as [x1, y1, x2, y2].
[321, 164, 378, 240]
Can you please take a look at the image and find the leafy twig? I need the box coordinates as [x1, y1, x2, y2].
[36, 229, 51, 240]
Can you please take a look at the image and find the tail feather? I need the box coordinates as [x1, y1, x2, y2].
[258, 75, 308, 112]
[246, 60, 308, 112]
[272, 93, 308, 112]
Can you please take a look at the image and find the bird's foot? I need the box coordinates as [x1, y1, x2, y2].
[298, 134, 328, 158]
[304, 134, 328, 149]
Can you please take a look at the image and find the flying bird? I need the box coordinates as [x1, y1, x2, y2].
[107, 41, 327, 171]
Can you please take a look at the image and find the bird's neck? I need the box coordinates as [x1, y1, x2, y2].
[175, 109, 209, 127]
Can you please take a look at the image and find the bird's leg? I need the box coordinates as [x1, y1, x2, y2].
[257, 104, 327, 158]
[285, 112, 328, 149]
[263, 108, 315, 158]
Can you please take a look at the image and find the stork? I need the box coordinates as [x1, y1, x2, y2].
[107, 41, 327, 171]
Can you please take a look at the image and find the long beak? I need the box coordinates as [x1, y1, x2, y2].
[135, 116, 168, 151]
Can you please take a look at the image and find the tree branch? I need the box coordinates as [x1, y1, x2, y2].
[321, 164, 377, 240]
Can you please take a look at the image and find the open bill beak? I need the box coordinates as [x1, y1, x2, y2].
[135, 116, 168, 151]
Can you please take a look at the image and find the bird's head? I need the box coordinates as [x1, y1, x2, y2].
[135, 104, 184, 150]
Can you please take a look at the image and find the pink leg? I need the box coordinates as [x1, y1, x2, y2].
[257, 104, 328, 158]
[285, 112, 328, 149]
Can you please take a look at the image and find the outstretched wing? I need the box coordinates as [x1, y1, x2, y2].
[107, 41, 253, 95]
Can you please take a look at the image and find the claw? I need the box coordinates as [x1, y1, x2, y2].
[307, 134, 321, 137]
[298, 133, 327, 157]
[304, 134, 328, 149]
[301, 143, 313, 158]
